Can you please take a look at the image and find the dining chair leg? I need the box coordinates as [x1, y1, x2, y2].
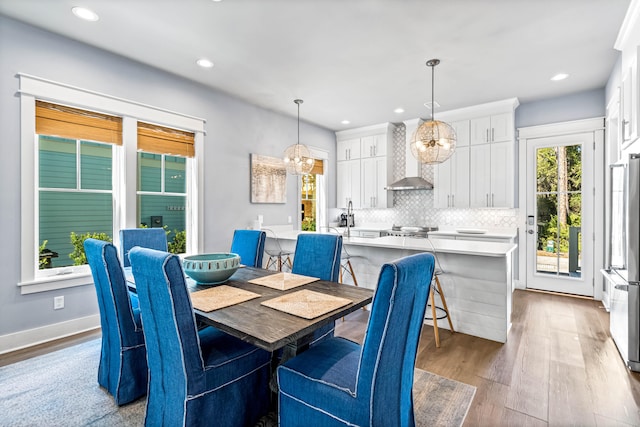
[278, 255, 282, 272]
[430, 285, 441, 348]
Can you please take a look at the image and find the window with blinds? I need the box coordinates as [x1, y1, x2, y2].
[137, 121, 195, 157]
[136, 122, 193, 250]
[36, 102, 120, 269]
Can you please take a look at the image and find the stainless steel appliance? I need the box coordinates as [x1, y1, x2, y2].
[384, 225, 439, 238]
[603, 153, 640, 372]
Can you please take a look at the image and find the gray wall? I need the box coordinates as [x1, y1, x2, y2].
[0, 16, 336, 338]
[515, 88, 606, 129]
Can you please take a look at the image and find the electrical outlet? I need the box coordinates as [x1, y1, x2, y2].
[54, 296, 64, 310]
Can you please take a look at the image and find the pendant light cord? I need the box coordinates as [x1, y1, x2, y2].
[431, 63, 435, 122]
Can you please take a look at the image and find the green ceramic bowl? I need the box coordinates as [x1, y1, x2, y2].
[182, 253, 241, 284]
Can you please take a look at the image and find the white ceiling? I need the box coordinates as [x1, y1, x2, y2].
[0, 0, 631, 131]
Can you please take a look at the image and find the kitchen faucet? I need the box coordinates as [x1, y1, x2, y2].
[346, 200, 353, 238]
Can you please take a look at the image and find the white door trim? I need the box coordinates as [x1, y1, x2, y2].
[517, 117, 605, 299]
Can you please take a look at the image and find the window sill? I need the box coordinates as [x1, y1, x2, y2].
[18, 271, 93, 295]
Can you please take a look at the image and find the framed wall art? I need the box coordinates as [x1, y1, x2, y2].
[250, 154, 287, 203]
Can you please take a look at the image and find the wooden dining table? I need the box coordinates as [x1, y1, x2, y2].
[126, 266, 374, 354]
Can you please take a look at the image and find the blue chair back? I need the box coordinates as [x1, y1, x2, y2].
[360, 252, 435, 423]
[291, 233, 342, 281]
[84, 238, 147, 405]
[129, 247, 271, 426]
[230, 229, 266, 268]
[119, 228, 168, 267]
[277, 252, 435, 426]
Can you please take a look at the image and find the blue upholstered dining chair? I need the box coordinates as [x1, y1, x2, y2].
[119, 228, 167, 268]
[230, 229, 267, 268]
[84, 238, 147, 406]
[128, 247, 272, 427]
[277, 252, 436, 427]
[291, 233, 343, 344]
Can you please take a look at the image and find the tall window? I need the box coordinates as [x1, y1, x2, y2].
[300, 159, 324, 231]
[36, 101, 121, 269]
[137, 122, 194, 253]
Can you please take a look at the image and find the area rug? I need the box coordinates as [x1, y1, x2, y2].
[0, 339, 475, 426]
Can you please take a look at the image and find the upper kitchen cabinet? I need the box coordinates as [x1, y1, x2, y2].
[336, 123, 395, 209]
[337, 138, 361, 161]
[615, 0, 640, 150]
[361, 134, 387, 158]
[434, 120, 470, 208]
[470, 113, 513, 145]
[437, 98, 519, 208]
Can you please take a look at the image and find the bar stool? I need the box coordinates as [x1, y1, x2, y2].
[424, 239, 454, 348]
[325, 227, 359, 287]
[263, 228, 293, 271]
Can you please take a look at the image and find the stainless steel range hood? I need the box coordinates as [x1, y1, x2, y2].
[385, 176, 433, 190]
[385, 119, 434, 191]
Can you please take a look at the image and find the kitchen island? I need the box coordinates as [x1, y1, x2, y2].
[270, 231, 516, 343]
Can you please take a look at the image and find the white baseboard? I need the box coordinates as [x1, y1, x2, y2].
[514, 280, 526, 290]
[0, 314, 101, 355]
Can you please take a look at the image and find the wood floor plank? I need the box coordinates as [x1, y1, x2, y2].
[504, 330, 550, 421]
[548, 360, 596, 426]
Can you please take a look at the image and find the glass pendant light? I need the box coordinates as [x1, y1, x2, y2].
[410, 59, 456, 164]
[283, 99, 315, 175]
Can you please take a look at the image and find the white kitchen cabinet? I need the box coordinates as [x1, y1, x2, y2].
[336, 123, 394, 209]
[361, 134, 387, 158]
[336, 159, 361, 209]
[434, 146, 470, 208]
[469, 140, 513, 208]
[621, 61, 638, 144]
[361, 156, 389, 208]
[336, 138, 361, 161]
[470, 112, 513, 145]
[451, 119, 470, 147]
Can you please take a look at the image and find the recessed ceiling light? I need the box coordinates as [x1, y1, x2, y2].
[212, 0, 223, 2]
[196, 58, 214, 68]
[551, 73, 569, 81]
[71, 7, 99, 21]
[393, 108, 405, 114]
[341, 120, 350, 125]
[424, 101, 440, 110]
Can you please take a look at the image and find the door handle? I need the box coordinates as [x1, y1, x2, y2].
[615, 284, 629, 292]
[451, 194, 455, 207]
[527, 229, 534, 234]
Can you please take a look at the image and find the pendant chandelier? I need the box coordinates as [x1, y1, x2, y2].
[410, 59, 456, 164]
[283, 99, 315, 175]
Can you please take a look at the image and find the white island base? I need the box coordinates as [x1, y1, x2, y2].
[272, 233, 516, 344]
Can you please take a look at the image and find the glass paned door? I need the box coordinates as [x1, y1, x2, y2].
[526, 134, 594, 296]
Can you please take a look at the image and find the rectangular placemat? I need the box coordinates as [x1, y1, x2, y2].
[248, 272, 319, 290]
[261, 289, 351, 319]
[190, 285, 260, 312]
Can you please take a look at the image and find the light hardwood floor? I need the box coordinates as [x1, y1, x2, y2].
[2, 289, 639, 426]
[336, 289, 640, 427]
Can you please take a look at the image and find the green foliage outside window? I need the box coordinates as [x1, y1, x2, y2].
[69, 231, 112, 265]
[535, 145, 582, 255]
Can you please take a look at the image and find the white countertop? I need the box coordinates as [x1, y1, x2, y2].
[428, 227, 518, 240]
[272, 231, 516, 257]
